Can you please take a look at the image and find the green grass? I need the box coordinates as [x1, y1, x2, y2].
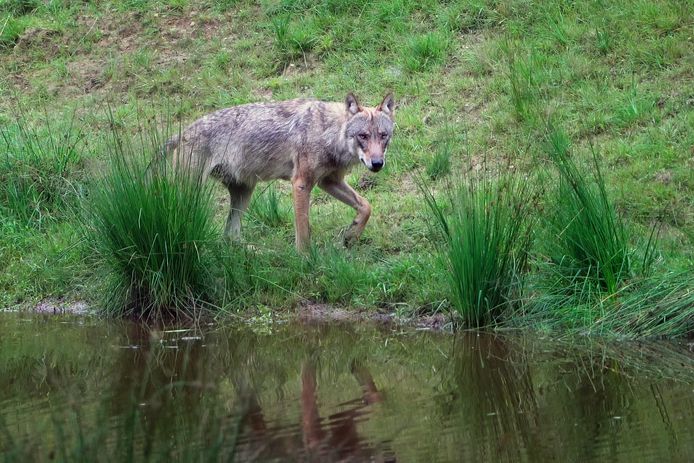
[423, 164, 535, 327]
[591, 270, 694, 338]
[426, 126, 452, 180]
[405, 32, 450, 72]
[247, 182, 291, 229]
[544, 127, 632, 295]
[85, 121, 240, 321]
[0, 0, 691, 337]
[0, 113, 83, 228]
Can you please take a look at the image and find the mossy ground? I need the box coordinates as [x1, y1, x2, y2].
[0, 0, 691, 331]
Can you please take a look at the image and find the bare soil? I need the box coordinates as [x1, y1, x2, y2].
[296, 301, 450, 331]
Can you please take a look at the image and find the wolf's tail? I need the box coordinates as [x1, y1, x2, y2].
[145, 134, 180, 178]
[163, 134, 180, 156]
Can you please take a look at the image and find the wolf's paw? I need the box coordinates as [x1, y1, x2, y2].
[343, 234, 358, 248]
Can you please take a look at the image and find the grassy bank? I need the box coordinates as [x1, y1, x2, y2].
[0, 1, 691, 336]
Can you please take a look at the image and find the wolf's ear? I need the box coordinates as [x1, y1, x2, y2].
[378, 93, 395, 117]
[346, 93, 361, 115]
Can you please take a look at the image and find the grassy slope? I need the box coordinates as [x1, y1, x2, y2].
[0, 0, 692, 313]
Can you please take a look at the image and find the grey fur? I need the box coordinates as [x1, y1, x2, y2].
[166, 94, 395, 246]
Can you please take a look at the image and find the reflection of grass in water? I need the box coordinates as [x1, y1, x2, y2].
[508, 331, 694, 384]
[0, 340, 241, 461]
[2, 318, 693, 461]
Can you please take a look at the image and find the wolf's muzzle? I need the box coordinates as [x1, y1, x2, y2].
[370, 160, 384, 172]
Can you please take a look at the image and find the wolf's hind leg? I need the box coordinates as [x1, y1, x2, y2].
[225, 183, 255, 240]
[317, 176, 371, 247]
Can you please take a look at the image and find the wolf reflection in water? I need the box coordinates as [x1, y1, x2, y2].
[234, 359, 396, 462]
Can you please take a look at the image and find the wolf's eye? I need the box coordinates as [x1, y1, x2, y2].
[380, 132, 388, 140]
[358, 133, 369, 140]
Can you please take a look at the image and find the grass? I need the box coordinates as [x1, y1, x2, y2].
[511, 269, 694, 339]
[507, 125, 691, 337]
[85, 120, 239, 321]
[0, 113, 83, 228]
[426, 126, 452, 180]
[423, 163, 535, 327]
[405, 32, 450, 72]
[0, 0, 691, 336]
[591, 270, 694, 338]
[544, 127, 632, 295]
[247, 182, 290, 229]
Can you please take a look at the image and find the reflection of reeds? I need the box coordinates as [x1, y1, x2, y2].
[446, 333, 539, 461]
[1, 328, 241, 461]
[442, 331, 694, 462]
[511, 332, 694, 384]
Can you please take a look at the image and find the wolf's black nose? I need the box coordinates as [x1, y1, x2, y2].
[371, 160, 384, 171]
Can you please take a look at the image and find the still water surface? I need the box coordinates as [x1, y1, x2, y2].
[1, 313, 693, 462]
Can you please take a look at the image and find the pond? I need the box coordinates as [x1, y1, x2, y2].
[1, 313, 693, 462]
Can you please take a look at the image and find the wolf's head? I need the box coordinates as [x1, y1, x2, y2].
[345, 93, 395, 172]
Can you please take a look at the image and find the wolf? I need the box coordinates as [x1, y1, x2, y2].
[166, 93, 395, 251]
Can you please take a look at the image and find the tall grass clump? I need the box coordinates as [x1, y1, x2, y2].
[545, 127, 631, 296]
[0, 14, 30, 48]
[88, 122, 237, 321]
[0, 115, 83, 228]
[0, 0, 39, 15]
[507, 50, 539, 123]
[423, 164, 535, 327]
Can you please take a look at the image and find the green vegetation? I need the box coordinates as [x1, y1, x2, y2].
[509, 130, 692, 338]
[247, 183, 290, 229]
[85, 123, 240, 320]
[544, 127, 633, 298]
[0, 115, 83, 228]
[0, 0, 691, 336]
[423, 165, 534, 326]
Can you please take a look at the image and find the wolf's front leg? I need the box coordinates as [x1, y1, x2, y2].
[317, 177, 371, 247]
[292, 175, 313, 252]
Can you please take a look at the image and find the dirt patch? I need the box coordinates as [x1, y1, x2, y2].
[33, 299, 91, 315]
[14, 27, 61, 54]
[297, 301, 450, 331]
[655, 170, 673, 185]
[91, 12, 144, 54]
[23, 299, 449, 331]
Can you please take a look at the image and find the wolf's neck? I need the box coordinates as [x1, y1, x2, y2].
[320, 107, 358, 168]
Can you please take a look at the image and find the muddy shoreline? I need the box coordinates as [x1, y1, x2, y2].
[12, 299, 452, 332]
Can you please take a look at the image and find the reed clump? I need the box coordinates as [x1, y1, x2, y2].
[87, 123, 240, 321]
[544, 128, 632, 296]
[424, 162, 535, 327]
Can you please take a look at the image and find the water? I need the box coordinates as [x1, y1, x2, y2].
[1, 313, 693, 462]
